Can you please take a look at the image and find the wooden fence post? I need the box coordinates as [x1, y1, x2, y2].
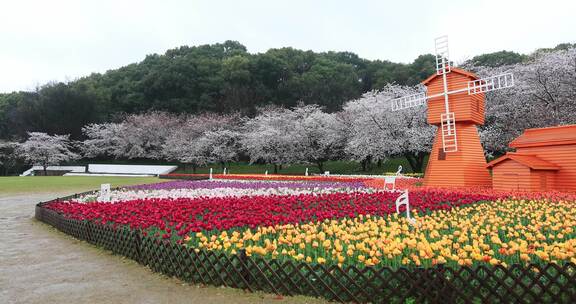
[238, 249, 251, 288]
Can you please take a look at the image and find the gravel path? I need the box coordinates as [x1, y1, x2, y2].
[0, 193, 326, 304]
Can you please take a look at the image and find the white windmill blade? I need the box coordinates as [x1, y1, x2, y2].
[468, 73, 514, 95]
[435, 35, 451, 75]
[391, 92, 428, 111]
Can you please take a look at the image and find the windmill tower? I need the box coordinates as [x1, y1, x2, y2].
[392, 36, 514, 187]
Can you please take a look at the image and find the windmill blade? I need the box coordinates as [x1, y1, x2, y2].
[435, 36, 451, 75]
[391, 92, 428, 111]
[468, 73, 514, 94]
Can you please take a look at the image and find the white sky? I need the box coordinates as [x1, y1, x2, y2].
[1, 0, 574, 93]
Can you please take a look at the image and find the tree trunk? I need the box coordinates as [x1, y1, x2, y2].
[361, 155, 372, 172]
[377, 159, 382, 168]
[274, 164, 278, 174]
[43, 165, 47, 176]
[415, 154, 426, 173]
[316, 161, 324, 173]
[404, 153, 427, 173]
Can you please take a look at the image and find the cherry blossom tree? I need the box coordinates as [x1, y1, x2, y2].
[291, 104, 345, 172]
[18, 132, 79, 175]
[340, 91, 389, 170]
[163, 113, 241, 172]
[241, 104, 349, 173]
[201, 129, 241, 168]
[83, 112, 181, 159]
[81, 122, 127, 158]
[118, 112, 181, 159]
[240, 106, 300, 173]
[341, 84, 434, 172]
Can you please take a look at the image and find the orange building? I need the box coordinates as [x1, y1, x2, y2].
[487, 124, 576, 192]
[422, 68, 492, 188]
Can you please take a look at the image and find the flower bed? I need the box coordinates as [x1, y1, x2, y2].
[37, 178, 576, 302]
[35, 200, 576, 303]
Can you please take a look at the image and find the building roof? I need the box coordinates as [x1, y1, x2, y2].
[509, 124, 576, 148]
[421, 67, 479, 85]
[486, 153, 560, 170]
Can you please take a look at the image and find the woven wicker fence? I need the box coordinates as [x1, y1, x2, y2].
[36, 197, 576, 303]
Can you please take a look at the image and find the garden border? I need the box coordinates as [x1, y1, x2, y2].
[35, 193, 576, 303]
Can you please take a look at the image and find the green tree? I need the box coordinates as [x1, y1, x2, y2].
[470, 50, 527, 67]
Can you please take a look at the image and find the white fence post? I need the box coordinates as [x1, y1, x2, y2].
[99, 183, 111, 202]
[395, 190, 416, 225]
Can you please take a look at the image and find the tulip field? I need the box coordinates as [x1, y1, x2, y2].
[45, 178, 576, 270]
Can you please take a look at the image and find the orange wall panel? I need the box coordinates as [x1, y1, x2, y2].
[516, 145, 576, 191]
[424, 123, 491, 188]
[492, 160, 530, 191]
[529, 170, 556, 192]
[426, 73, 484, 125]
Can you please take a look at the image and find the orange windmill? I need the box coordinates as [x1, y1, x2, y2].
[391, 36, 515, 187]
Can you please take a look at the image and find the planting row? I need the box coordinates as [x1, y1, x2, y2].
[162, 173, 374, 183]
[129, 179, 367, 191]
[47, 189, 498, 233]
[74, 187, 374, 203]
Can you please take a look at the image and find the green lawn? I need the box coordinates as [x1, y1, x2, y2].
[69, 157, 427, 176]
[0, 176, 161, 195]
[174, 159, 421, 175]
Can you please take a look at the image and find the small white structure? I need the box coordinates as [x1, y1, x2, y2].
[223, 168, 227, 175]
[70, 164, 177, 177]
[395, 190, 416, 225]
[209, 168, 213, 180]
[265, 170, 268, 176]
[65, 173, 153, 177]
[98, 183, 111, 202]
[20, 166, 86, 176]
[383, 176, 397, 191]
[305, 168, 309, 176]
[324, 171, 330, 176]
[26, 164, 177, 177]
[383, 165, 403, 191]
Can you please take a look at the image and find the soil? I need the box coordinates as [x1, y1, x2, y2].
[0, 193, 327, 304]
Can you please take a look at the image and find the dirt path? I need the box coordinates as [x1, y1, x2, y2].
[0, 193, 327, 304]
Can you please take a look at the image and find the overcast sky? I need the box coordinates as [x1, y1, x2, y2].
[1, 0, 574, 93]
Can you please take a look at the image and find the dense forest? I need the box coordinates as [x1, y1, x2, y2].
[2, 40, 564, 141]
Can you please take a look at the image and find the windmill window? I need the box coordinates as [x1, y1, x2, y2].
[438, 148, 446, 160]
